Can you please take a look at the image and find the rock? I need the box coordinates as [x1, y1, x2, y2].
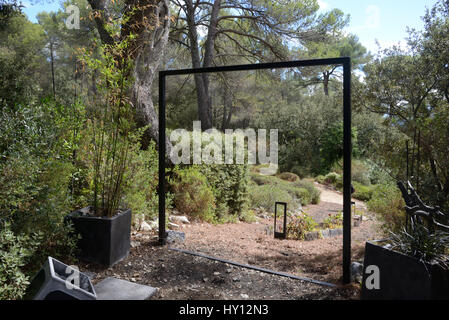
[226, 268, 233, 274]
[329, 228, 343, 237]
[168, 222, 179, 229]
[232, 277, 240, 282]
[213, 272, 221, 276]
[350, 262, 364, 283]
[320, 229, 330, 239]
[170, 215, 190, 224]
[83, 271, 96, 280]
[140, 221, 153, 232]
[240, 293, 249, 299]
[304, 231, 320, 241]
[130, 240, 141, 248]
[166, 230, 185, 243]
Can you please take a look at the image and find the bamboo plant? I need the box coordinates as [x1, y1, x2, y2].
[80, 37, 135, 218]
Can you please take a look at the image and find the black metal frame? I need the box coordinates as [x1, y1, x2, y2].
[158, 57, 352, 284]
[274, 202, 287, 239]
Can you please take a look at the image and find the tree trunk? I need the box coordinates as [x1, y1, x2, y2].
[50, 41, 56, 100]
[323, 71, 329, 96]
[130, 0, 172, 154]
[88, 0, 172, 154]
[185, 0, 221, 130]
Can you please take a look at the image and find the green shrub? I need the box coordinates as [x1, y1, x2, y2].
[315, 175, 326, 184]
[249, 172, 279, 186]
[334, 174, 344, 190]
[200, 163, 249, 218]
[368, 183, 406, 235]
[123, 141, 173, 226]
[278, 172, 300, 182]
[290, 166, 307, 179]
[352, 182, 374, 201]
[249, 173, 319, 208]
[239, 210, 257, 223]
[324, 172, 340, 184]
[291, 187, 311, 206]
[171, 167, 215, 222]
[249, 184, 298, 212]
[287, 212, 318, 240]
[294, 180, 321, 204]
[0, 102, 80, 271]
[0, 223, 41, 300]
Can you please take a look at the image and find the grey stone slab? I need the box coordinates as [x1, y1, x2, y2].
[329, 228, 343, 237]
[167, 230, 185, 243]
[94, 277, 157, 300]
[320, 229, 330, 239]
[304, 231, 320, 241]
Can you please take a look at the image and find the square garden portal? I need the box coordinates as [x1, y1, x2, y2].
[158, 57, 353, 284]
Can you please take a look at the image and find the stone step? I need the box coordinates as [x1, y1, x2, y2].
[94, 277, 157, 300]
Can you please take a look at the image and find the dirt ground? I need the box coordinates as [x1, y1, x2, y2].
[79, 183, 381, 300]
[176, 203, 378, 284]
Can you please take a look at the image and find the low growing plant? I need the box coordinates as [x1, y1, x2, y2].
[287, 212, 318, 240]
[322, 212, 343, 229]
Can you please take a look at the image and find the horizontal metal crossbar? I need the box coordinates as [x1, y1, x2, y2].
[169, 247, 336, 288]
[160, 57, 350, 77]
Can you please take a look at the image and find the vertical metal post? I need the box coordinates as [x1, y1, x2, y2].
[406, 140, 409, 182]
[342, 58, 352, 284]
[158, 73, 167, 245]
[406, 140, 409, 230]
[417, 130, 421, 193]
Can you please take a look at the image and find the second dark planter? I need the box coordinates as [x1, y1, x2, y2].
[361, 240, 449, 300]
[66, 208, 132, 267]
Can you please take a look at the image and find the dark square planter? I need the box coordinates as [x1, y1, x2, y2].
[361, 240, 449, 300]
[66, 208, 132, 267]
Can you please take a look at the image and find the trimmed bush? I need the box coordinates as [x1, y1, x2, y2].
[249, 184, 298, 213]
[315, 175, 326, 184]
[324, 172, 340, 184]
[249, 172, 320, 208]
[249, 172, 279, 186]
[294, 180, 321, 204]
[278, 172, 300, 182]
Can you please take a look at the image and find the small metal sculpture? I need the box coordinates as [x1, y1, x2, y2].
[397, 181, 449, 233]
